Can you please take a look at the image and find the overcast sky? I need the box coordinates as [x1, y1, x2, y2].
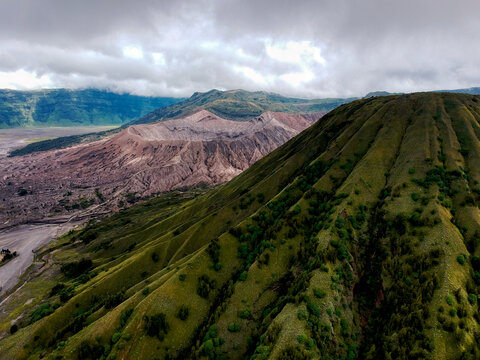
[0, 0, 479, 98]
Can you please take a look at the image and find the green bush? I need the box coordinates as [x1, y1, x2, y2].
[144, 313, 170, 340]
[457, 254, 466, 265]
[151, 252, 160, 263]
[176, 305, 190, 321]
[60, 259, 93, 278]
[446, 295, 454, 306]
[468, 293, 477, 305]
[313, 288, 326, 299]
[238, 309, 251, 319]
[111, 332, 122, 343]
[197, 275, 216, 298]
[228, 323, 242, 332]
[30, 303, 54, 323]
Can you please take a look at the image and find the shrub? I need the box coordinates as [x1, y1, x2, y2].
[142, 287, 150, 295]
[30, 303, 54, 323]
[408, 168, 415, 174]
[468, 293, 477, 305]
[306, 300, 321, 317]
[179, 274, 186, 281]
[10, 324, 18, 334]
[197, 275, 216, 298]
[60, 259, 93, 278]
[457, 254, 466, 265]
[297, 334, 306, 344]
[228, 323, 242, 332]
[238, 310, 251, 319]
[238, 271, 248, 281]
[77, 340, 103, 360]
[176, 305, 189, 321]
[151, 252, 160, 263]
[297, 309, 308, 320]
[313, 288, 326, 299]
[111, 332, 122, 343]
[446, 295, 454, 306]
[50, 283, 66, 297]
[120, 308, 133, 327]
[104, 291, 125, 309]
[144, 313, 170, 340]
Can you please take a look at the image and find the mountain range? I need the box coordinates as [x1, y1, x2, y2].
[0, 89, 182, 128]
[8, 89, 354, 157]
[1, 92, 479, 359]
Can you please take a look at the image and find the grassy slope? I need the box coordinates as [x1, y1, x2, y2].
[2, 93, 480, 360]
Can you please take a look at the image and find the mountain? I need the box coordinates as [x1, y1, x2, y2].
[0, 89, 182, 128]
[364, 91, 403, 98]
[132, 89, 356, 124]
[2, 92, 480, 360]
[435, 87, 480, 95]
[9, 89, 355, 156]
[0, 110, 321, 227]
[365, 86, 480, 98]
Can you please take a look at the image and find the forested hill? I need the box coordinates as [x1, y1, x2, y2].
[0, 88, 182, 128]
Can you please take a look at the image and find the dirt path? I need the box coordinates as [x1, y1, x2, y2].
[0, 223, 77, 296]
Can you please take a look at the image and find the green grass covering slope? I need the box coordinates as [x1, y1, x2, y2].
[2, 93, 480, 360]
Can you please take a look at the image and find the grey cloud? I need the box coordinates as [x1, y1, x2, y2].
[0, 0, 479, 98]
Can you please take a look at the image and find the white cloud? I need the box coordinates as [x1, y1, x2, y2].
[152, 52, 166, 66]
[122, 46, 143, 60]
[265, 40, 326, 66]
[0, 69, 52, 89]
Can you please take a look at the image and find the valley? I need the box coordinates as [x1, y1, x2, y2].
[0, 126, 118, 158]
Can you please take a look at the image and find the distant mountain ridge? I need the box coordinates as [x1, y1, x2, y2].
[0, 89, 182, 128]
[9, 89, 355, 156]
[131, 89, 355, 124]
[364, 86, 480, 98]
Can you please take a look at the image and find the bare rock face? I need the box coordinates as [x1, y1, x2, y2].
[0, 110, 321, 226]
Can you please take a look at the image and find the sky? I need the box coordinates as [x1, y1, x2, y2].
[0, 0, 479, 98]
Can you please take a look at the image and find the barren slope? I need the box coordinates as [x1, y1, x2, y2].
[0, 111, 320, 227]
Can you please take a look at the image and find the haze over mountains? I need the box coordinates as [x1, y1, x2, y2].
[2, 93, 480, 359]
[0, 89, 182, 128]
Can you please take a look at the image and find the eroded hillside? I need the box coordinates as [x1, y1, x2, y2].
[1, 93, 480, 360]
[0, 111, 319, 227]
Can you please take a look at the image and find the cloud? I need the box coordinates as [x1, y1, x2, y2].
[0, 0, 479, 98]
